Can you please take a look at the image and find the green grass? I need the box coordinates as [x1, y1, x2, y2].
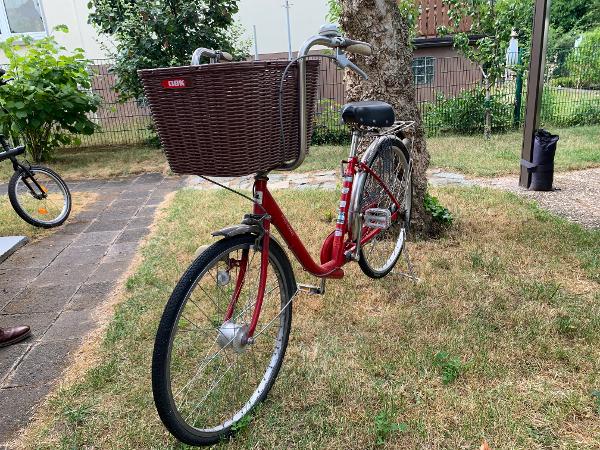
[21, 187, 600, 449]
[0, 145, 167, 183]
[301, 126, 600, 177]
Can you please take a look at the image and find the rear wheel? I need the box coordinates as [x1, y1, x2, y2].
[152, 234, 294, 446]
[8, 166, 71, 228]
[355, 140, 412, 278]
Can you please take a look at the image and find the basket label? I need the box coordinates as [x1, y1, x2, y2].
[161, 78, 192, 89]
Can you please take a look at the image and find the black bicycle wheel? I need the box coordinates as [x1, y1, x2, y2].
[8, 166, 71, 228]
[152, 234, 295, 446]
[355, 139, 412, 278]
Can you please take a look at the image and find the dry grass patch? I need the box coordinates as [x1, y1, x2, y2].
[302, 126, 600, 177]
[0, 145, 167, 182]
[0, 191, 97, 241]
[19, 186, 600, 449]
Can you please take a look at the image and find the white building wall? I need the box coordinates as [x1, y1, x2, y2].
[40, 0, 113, 60]
[235, 0, 329, 55]
[0, 0, 329, 63]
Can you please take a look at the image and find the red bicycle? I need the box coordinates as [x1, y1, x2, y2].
[151, 26, 414, 446]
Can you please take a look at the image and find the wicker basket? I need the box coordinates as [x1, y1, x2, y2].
[138, 60, 320, 177]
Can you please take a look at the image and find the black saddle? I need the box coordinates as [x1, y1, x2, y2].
[341, 101, 395, 128]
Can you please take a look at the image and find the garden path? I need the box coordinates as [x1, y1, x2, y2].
[0, 174, 185, 448]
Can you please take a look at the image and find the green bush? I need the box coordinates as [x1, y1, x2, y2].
[426, 88, 513, 135]
[0, 27, 100, 162]
[565, 100, 600, 126]
[311, 99, 351, 145]
[562, 28, 600, 90]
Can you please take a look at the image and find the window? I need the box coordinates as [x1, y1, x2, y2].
[0, 0, 46, 39]
[412, 56, 435, 85]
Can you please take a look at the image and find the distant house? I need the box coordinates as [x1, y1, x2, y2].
[0, 0, 111, 64]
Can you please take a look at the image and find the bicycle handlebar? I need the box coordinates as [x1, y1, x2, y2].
[191, 48, 233, 65]
[279, 24, 372, 171]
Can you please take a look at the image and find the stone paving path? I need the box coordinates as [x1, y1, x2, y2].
[186, 168, 473, 191]
[0, 173, 184, 447]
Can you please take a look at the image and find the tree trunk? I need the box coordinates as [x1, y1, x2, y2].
[340, 0, 434, 236]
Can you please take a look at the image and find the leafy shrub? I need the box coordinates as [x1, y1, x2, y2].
[311, 99, 351, 145]
[89, 0, 243, 101]
[0, 27, 100, 162]
[564, 100, 600, 126]
[424, 192, 453, 226]
[426, 88, 513, 135]
[563, 27, 600, 90]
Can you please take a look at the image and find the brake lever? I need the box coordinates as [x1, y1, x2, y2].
[335, 52, 369, 80]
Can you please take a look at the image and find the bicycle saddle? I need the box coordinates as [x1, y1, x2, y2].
[341, 101, 395, 128]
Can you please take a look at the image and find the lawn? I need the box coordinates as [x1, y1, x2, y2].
[0, 145, 167, 183]
[20, 187, 600, 449]
[303, 125, 600, 176]
[1, 126, 596, 183]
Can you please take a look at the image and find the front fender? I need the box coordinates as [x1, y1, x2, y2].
[211, 224, 261, 238]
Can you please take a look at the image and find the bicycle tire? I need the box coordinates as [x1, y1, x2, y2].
[354, 138, 412, 278]
[152, 234, 295, 446]
[8, 165, 71, 228]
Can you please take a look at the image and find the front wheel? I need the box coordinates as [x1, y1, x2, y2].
[8, 166, 71, 228]
[355, 139, 412, 279]
[152, 234, 295, 446]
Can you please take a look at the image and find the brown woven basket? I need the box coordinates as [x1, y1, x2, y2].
[138, 60, 320, 177]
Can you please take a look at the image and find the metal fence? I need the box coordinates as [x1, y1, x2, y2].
[79, 46, 599, 147]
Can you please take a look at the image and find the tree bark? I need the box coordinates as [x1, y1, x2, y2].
[340, 0, 434, 236]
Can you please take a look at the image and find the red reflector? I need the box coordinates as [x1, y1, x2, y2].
[161, 78, 191, 89]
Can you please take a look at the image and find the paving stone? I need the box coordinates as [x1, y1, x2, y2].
[42, 309, 95, 341]
[4, 339, 80, 387]
[103, 205, 140, 217]
[70, 231, 120, 248]
[136, 205, 158, 218]
[115, 227, 150, 244]
[86, 218, 130, 232]
[2, 284, 79, 314]
[0, 341, 30, 382]
[0, 312, 57, 341]
[120, 190, 150, 200]
[0, 384, 51, 446]
[0, 268, 43, 292]
[126, 215, 155, 230]
[59, 221, 90, 235]
[102, 242, 139, 263]
[52, 244, 109, 267]
[0, 243, 61, 269]
[87, 260, 131, 284]
[136, 173, 165, 183]
[33, 263, 98, 288]
[66, 281, 115, 311]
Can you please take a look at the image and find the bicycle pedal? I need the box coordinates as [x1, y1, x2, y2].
[364, 208, 391, 229]
[297, 282, 326, 295]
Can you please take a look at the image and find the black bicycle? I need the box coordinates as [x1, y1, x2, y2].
[0, 137, 71, 228]
[0, 70, 71, 228]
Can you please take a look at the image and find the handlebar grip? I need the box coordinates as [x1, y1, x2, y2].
[219, 51, 233, 62]
[0, 68, 5, 77]
[344, 41, 373, 57]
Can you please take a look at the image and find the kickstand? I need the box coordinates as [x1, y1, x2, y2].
[393, 242, 420, 283]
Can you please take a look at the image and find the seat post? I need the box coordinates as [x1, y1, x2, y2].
[349, 130, 361, 159]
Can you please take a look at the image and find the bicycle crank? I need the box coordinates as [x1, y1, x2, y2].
[217, 321, 251, 353]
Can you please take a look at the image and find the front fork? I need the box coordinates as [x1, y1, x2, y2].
[222, 216, 271, 340]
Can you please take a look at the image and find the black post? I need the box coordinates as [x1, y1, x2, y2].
[519, 0, 552, 188]
[513, 48, 524, 128]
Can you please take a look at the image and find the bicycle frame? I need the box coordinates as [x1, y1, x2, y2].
[228, 131, 406, 337]
[0, 138, 48, 199]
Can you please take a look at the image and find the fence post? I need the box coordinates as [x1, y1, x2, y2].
[520, 0, 552, 188]
[513, 48, 524, 128]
